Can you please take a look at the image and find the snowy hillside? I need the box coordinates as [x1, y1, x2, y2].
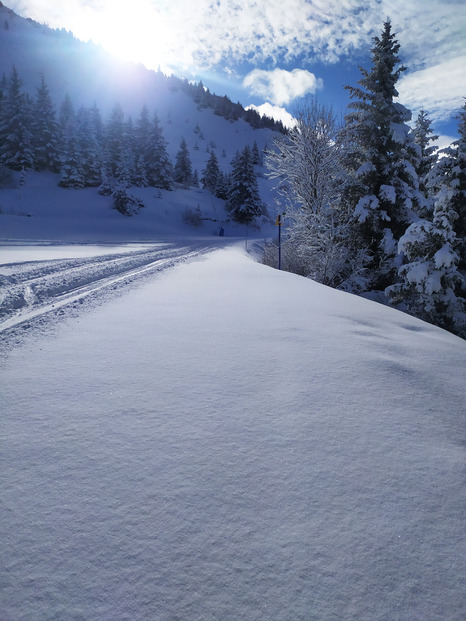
[0, 3, 280, 238]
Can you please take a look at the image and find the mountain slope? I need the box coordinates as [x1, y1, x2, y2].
[0, 3, 279, 237]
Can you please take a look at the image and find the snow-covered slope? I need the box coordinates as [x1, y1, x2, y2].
[0, 3, 279, 237]
[1, 242, 465, 620]
[0, 170, 275, 241]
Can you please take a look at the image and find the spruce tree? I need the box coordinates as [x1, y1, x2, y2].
[145, 112, 172, 189]
[0, 66, 34, 172]
[226, 145, 263, 224]
[32, 74, 59, 172]
[174, 137, 192, 186]
[344, 20, 422, 290]
[104, 103, 125, 176]
[201, 150, 220, 193]
[413, 109, 438, 199]
[388, 184, 465, 337]
[76, 106, 102, 186]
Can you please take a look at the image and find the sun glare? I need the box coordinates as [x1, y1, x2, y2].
[85, 0, 173, 72]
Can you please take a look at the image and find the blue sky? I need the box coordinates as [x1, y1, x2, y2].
[6, 0, 466, 144]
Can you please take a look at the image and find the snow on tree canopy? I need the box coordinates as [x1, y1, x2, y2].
[390, 122, 410, 144]
[380, 184, 396, 204]
[434, 243, 457, 269]
[354, 195, 379, 222]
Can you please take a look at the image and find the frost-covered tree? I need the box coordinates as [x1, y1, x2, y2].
[32, 74, 60, 172]
[344, 20, 423, 289]
[0, 66, 34, 172]
[201, 149, 220, 193]
[226, 145, 263, 224]
[266, 98, 364, 287]
[174, 137, 192, 186]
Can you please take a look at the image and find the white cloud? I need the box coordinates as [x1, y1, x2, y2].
[7, 0, 465, 125]
[397, 56, 466, 124]
[243, 68, 323, 106]
[246, 103, 295, 129]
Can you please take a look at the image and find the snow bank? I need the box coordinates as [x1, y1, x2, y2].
[1, 245, 465, 620]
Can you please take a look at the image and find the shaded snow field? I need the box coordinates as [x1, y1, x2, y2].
[1, 243, 465, 620]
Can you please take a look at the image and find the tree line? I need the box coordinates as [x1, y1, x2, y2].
[265, 21, 465, 338]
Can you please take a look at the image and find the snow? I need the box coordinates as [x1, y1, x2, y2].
[379, 184, 396, 204]
[1, 6, 465, 618]
[1, 240, 465, 620]
[434, 243, 456, 268]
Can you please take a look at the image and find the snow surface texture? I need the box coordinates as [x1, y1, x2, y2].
[1, 243, 465, 620]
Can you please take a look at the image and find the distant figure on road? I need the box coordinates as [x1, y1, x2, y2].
[219, 226, 225, 237]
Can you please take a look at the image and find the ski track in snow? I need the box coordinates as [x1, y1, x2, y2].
[0, 241, 219, 335]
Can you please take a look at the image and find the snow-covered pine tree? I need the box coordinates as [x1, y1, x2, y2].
[145, 112, 172, 189]
[226, 145, 263, 224]
[427, 101, 466, 273]
[215, 170, 230, 200]
[104, 103, 125, 177]
[387, 180, 465, 337]
[0, 66, 34, 172]
[76, 106, 102, 186]
[58, 93, 75, 146]
[201, 149, 220, 193]
[133, 106, 150, 186]
[32, 74, 60, 172]
[344, 20, 422, 290]
[174, 137, 192, 186]
[58, 128, 84, 189]
[251, 140, 262, 165]
[413, 109, 439, 206]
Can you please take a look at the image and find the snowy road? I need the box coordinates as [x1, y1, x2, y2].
[0, 240, 220, 334]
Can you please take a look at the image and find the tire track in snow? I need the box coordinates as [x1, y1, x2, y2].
[0, 242, 215, 333]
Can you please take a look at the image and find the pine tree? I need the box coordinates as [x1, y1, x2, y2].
[145, 112, 172, 189]
[427, 101, 466, 272]
[226, 145, 263, 224]
[413, 109, 438, 205]
[58, 93, 75, 145]
[59, 129, 84, 188]
[201, 150, 220, 193]
[104, 103, 125, 176]
[32, 74, 60, 172]
[0, 66, 34, 172]
[388, 184, 465, 337]
[344, 20, 422, 290]
[76, 106, 102, 186]
[174, 137, 192, 186]
[251, 140, 262, 165]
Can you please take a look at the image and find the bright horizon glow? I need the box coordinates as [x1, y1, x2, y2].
[64, 0, 177, 74]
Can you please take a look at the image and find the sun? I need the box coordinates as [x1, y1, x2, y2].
[81, 0, 174, 72]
